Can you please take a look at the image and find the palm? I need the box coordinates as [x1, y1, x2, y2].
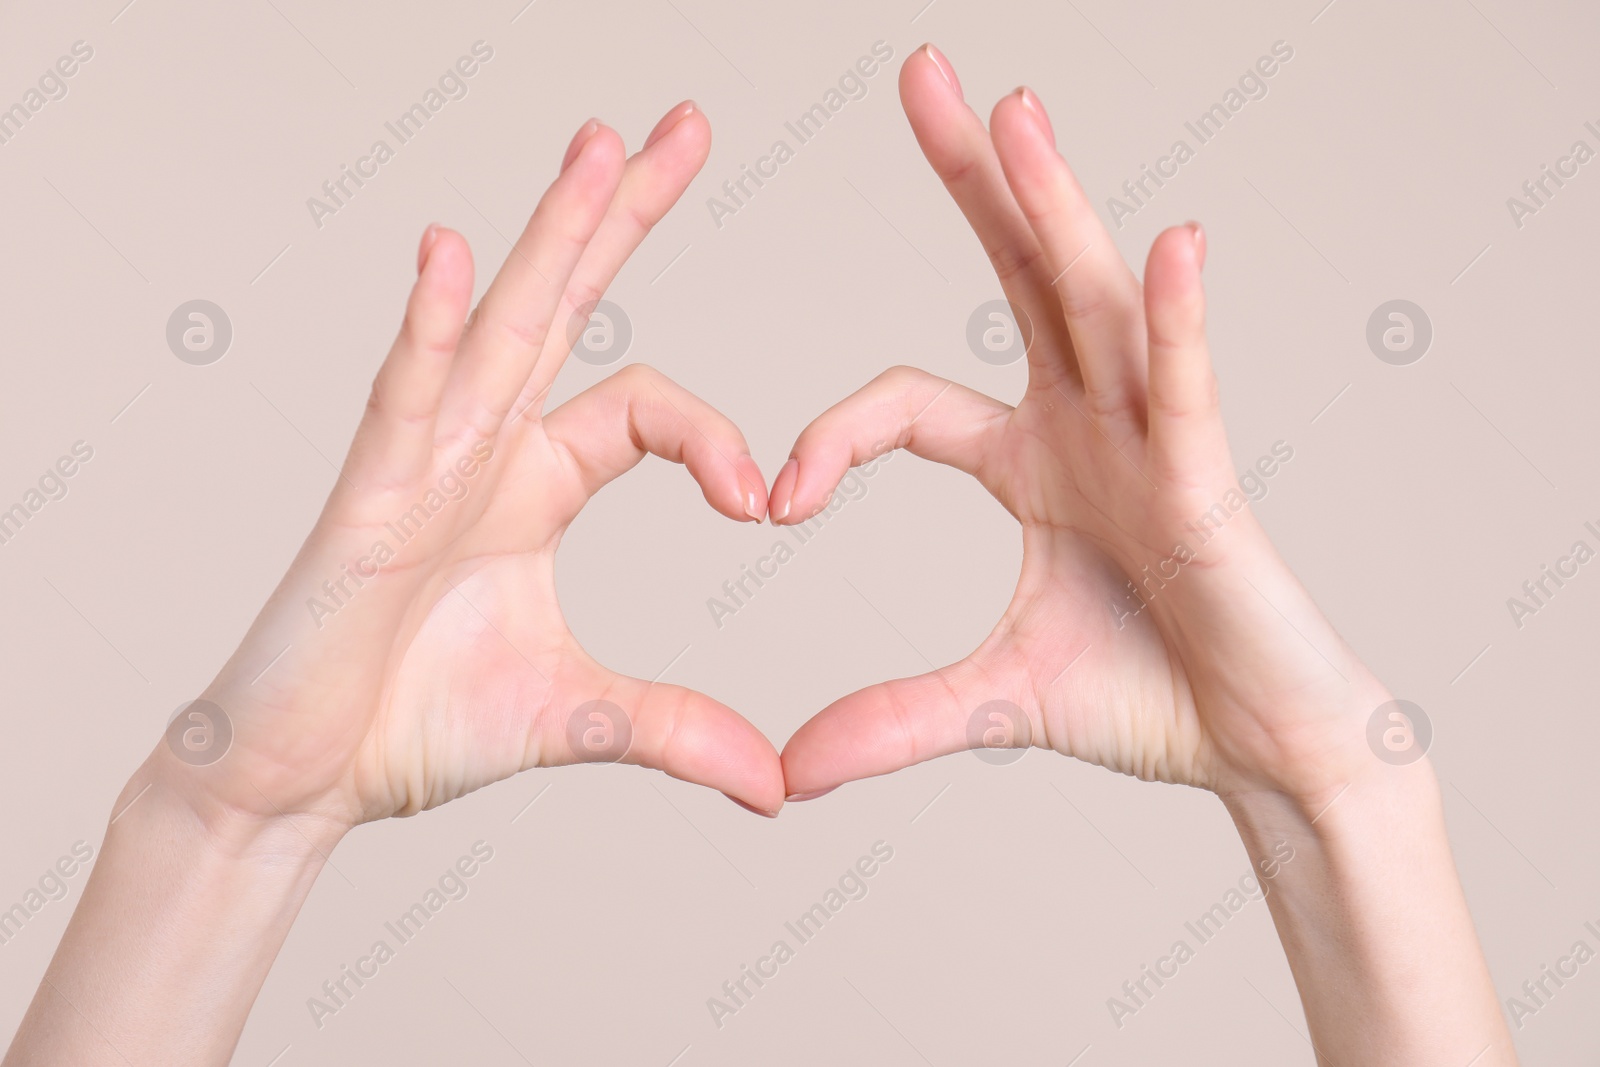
[974, 389, 1231, 786]
[353, 419, 638, 818]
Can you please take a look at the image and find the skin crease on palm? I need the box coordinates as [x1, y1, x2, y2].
[773, 45, 1394, 810]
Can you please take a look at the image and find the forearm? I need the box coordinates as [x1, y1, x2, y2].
[1223, 761, 1515, 1066]
[4, 756, 339, 1067]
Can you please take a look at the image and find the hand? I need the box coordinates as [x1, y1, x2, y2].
[162, 103, 786, 838]
[776, 47, 1390, 807]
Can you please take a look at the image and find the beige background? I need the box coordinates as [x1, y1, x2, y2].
[2, 0, 1598, 1062]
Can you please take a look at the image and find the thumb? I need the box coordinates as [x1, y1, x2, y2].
[780, 656, 1031, 798]
[550, 668, 786, 816]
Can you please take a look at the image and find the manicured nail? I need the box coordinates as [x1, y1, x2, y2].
[1187, 220, 1207, 269]
[560, 119, 602, 173]
[1015, 86, 1054, 148]
[769, 458, 799, 523]
[785, 787, 837, 802]
[645, 100, 698, 149]
[921, 44, 962, 100]
[736, 455, 767, 521]
[728, 795, 779, 818]
[417, 223, 441, 274]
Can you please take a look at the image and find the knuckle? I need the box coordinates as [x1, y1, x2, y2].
[876, 364, 927, 393]
[614, 362, 661, 390]
[1056, 282, 1114, 323]
[931, 150, 982, 187]
[988, 242, 1044, 286]
[490, 312, 548, 352]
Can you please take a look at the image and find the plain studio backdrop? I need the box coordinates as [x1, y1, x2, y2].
[1, 0, 1597, 1063]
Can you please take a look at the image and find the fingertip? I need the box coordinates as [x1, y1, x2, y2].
[735, 454, 768, 523]
[768, 458, 798, 524]
[786, 453, 845, 525]
[417, 223, 440, 274]
[1015, 86, 1054, 148]
[726, 794, 781, 818]
[922, 43, 963, 100]
[643, 99, 703, 150]
[413, 227, 474, 309]
[778, 725, 850, 800]
[560, 118, 601, 173]
[990, 87, 1050, 153]
[786, 786, 837, 803]
[903, 43, 962, 104]
[719, 725, 787, 816]
[1147, 224, 1206, 307]
[562, 121, 627, 184]
[636, 102, 712, 184]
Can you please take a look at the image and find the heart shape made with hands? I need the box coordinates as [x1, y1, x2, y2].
[191, 48, 1377, 842]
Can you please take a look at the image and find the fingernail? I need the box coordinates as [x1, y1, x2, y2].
[1015, 86, 1054, 148]
[560, 119, 602, 173]
[728, 795, 780, 818]
[645, 100, 697, 149]
[785, 787, 837, 802]
[769, 458, 798, 523]
[417, 223, 441, 274]
[736, 455, 767, 521]
[1187, 220, 1207, 269]
[921, 44, 962, 100]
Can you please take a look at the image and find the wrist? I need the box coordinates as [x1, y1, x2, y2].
[1221, 746, 1444, 856]
[128, 745, 349, 868]
[1218, 760, 1515, 1066]
[20, 752, 345, 1065]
